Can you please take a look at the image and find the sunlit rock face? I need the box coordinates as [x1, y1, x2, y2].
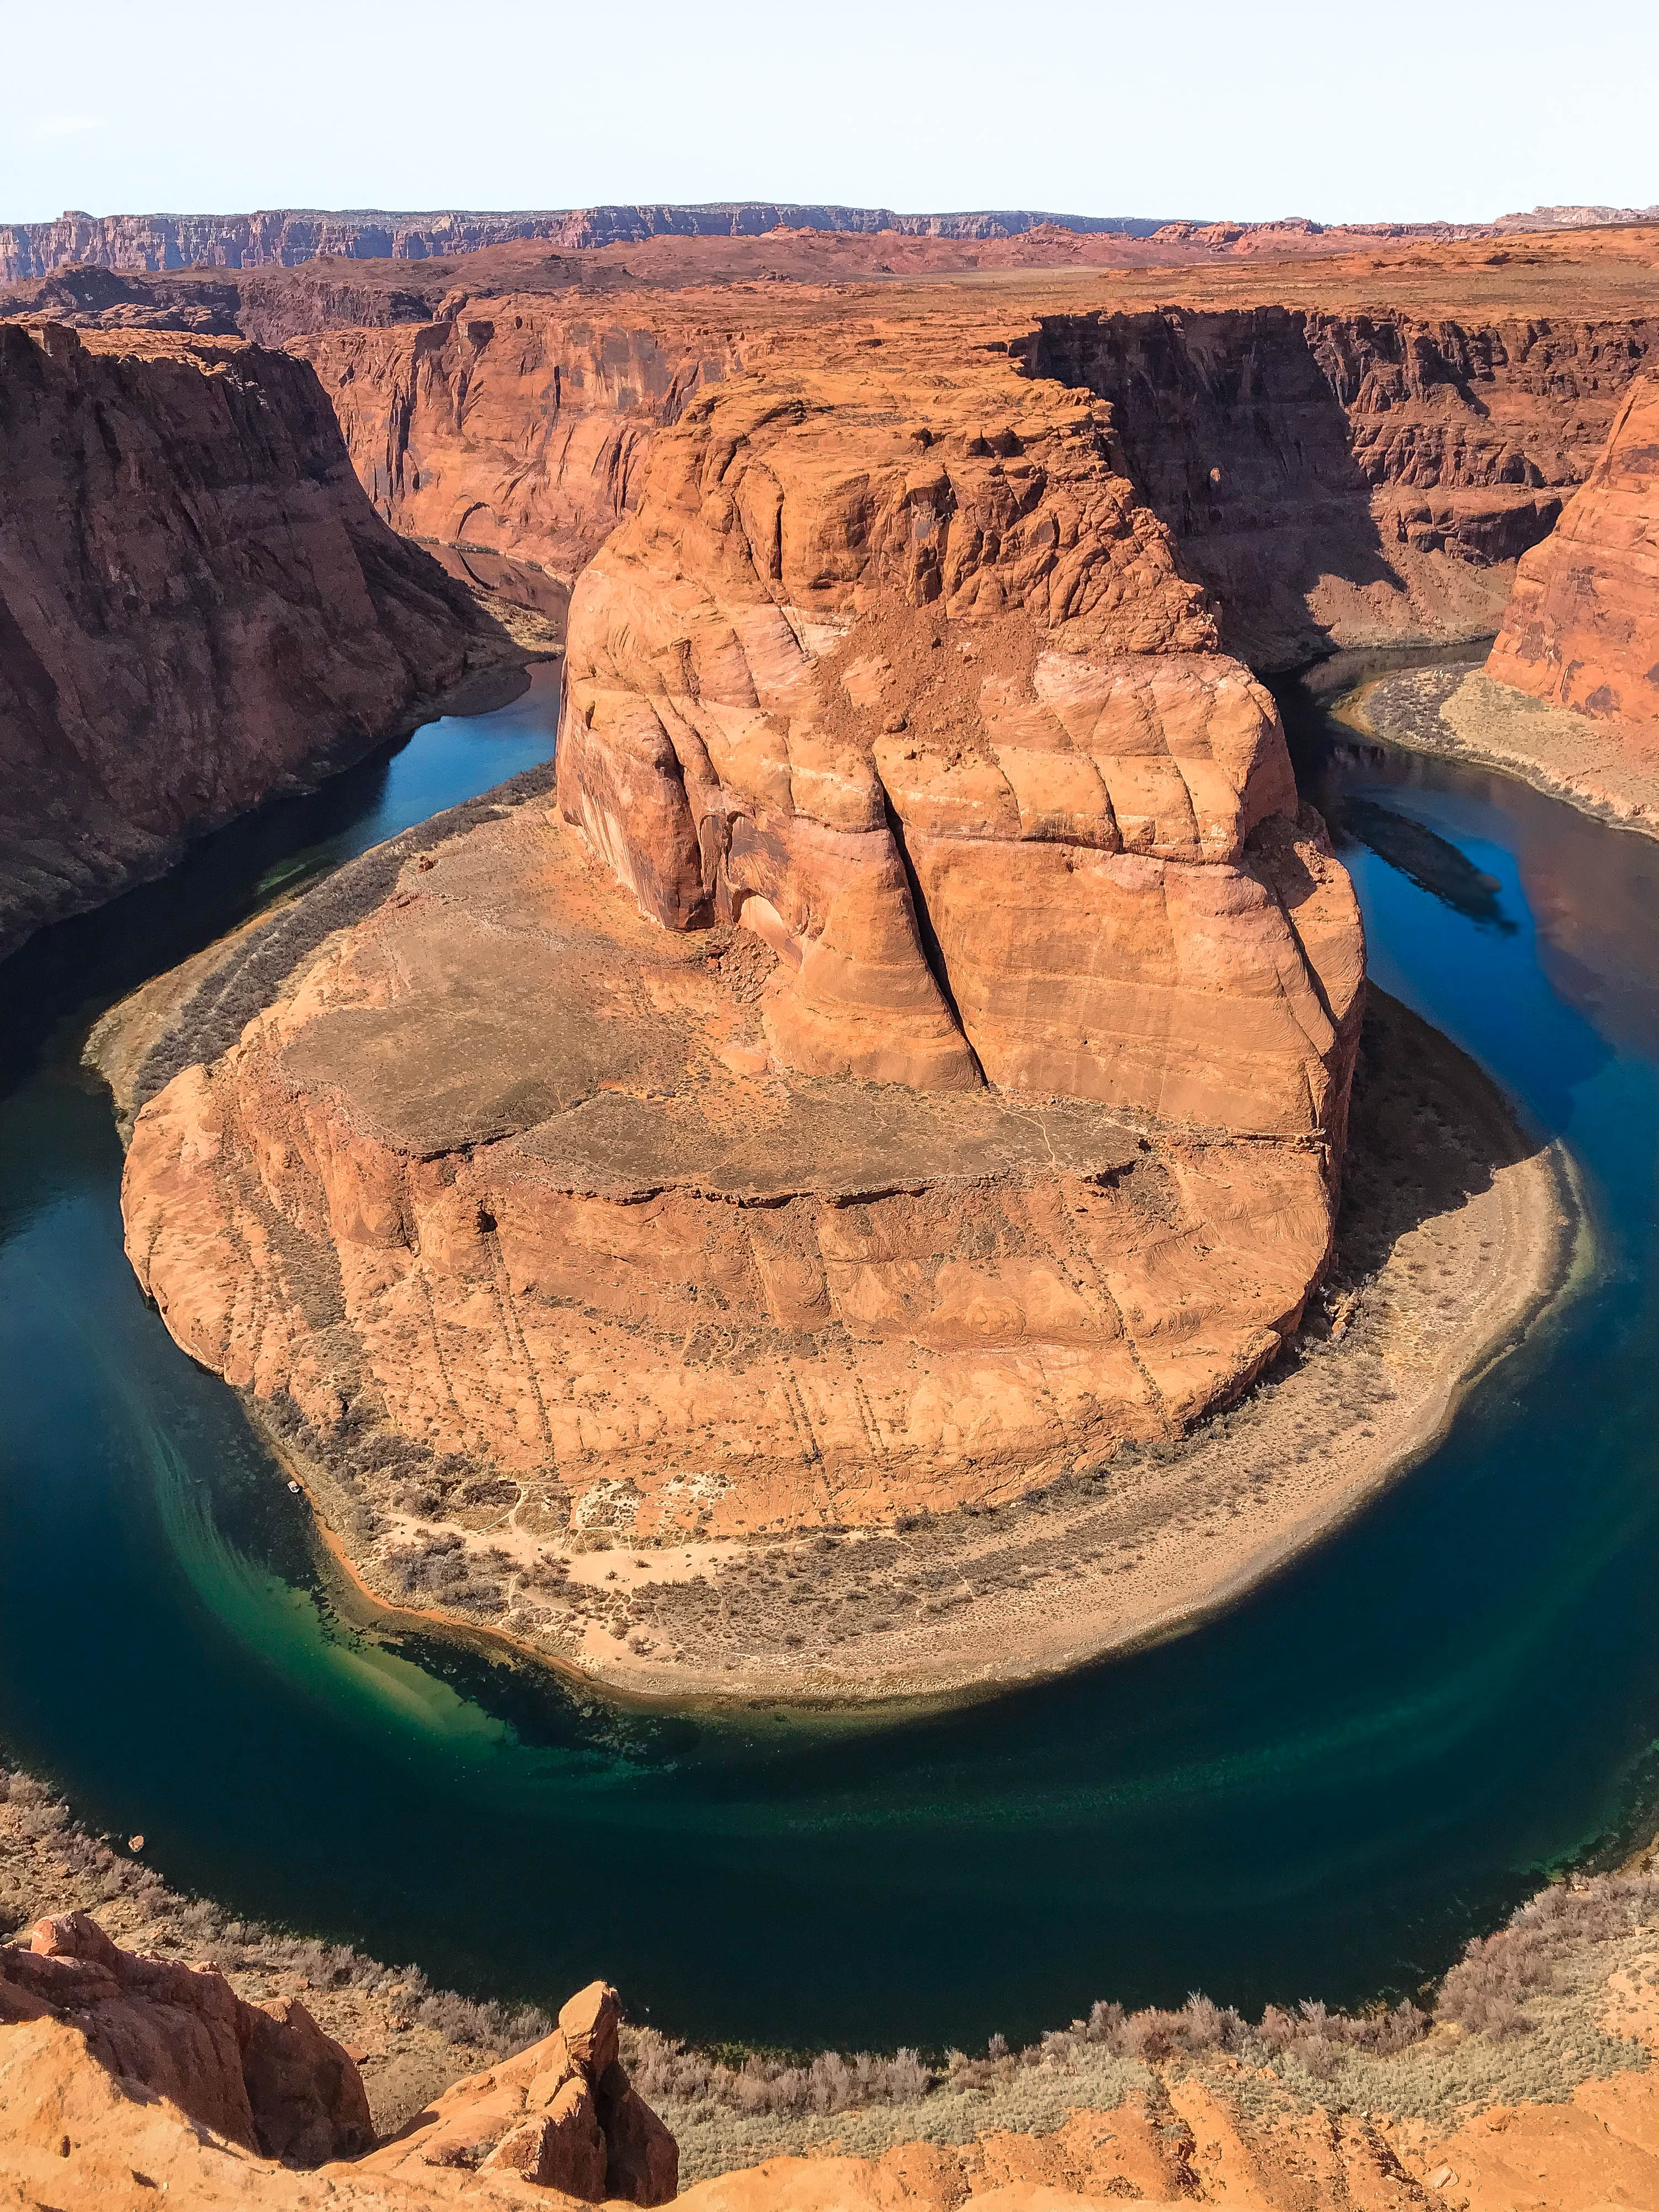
[122, 311, 1361, 1595]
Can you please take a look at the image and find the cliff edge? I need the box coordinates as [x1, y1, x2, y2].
[0, 323, 524, 957]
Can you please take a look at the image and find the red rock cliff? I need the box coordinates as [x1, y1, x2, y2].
[0, 323, 518, 955]
[1034, 307, 1658, 664]
[1487, 373, 1659, 726]
[290, 309, 747, 584]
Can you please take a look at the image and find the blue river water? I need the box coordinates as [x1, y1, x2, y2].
[4, 658, 1659, 2055]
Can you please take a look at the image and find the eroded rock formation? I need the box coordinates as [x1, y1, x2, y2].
[10, 1896, 1659, 2212]
[0, 322, 522, 955]
[119, 321, 1360, 1650]
[289, 292, 1657, 672]
[1487, 373, 1659, 726]
[361, 1980, 676, 2202]
[290, 313, 746, 584]
[0, 1916, 674, 2209]
[0, 1910, 372, 2164]
[1036, 307, 1658, 663]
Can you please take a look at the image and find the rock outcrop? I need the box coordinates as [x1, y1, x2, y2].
[1487, 373, 1659, 727]
[0, 1916, 674, 2210]
[363, 1980, 676, 2203]
[0, 1911, 372, 2163]
[0, 322, 521, 955]
[119, 318, 1361, 1673]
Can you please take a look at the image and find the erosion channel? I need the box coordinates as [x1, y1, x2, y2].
[2, 652, 1657, 2059]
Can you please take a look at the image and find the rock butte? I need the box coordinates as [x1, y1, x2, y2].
[99, 221, 1659, 1679]
[123, 303, 1364, 1569]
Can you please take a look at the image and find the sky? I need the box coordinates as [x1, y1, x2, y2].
[3, 0, 1655, 231]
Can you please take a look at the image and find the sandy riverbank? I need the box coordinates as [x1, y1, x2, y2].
[90, 964, 1582, 1711]
[1341, 663, 1659, 840]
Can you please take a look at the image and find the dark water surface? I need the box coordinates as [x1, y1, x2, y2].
[6, 660, 1659, 2055]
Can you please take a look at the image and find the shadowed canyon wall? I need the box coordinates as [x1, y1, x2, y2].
[0, 323, 516, 955]
[1034, 307, 1659, 664]
[280, 296, 1658, 669]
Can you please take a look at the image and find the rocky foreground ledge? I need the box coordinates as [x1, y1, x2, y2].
[10, 1857, 1659, 2212]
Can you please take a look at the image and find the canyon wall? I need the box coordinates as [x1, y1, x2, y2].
[1036, 307, 1659, 665]
[1487, 373, 1659, 725]
[0, 205, 1174, 284]
[0, 323, 518, 955]
[278, 292, 1656, 672]
[290, 310, 748, 583]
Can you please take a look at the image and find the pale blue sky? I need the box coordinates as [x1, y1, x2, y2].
[4, 0, 1653, 229]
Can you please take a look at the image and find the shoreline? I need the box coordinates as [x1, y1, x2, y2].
[1338, 661, 1659, 842]
[97, 972, 1586, 1716]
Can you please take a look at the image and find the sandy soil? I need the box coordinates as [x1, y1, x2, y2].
[1343, 664, 1659, 839]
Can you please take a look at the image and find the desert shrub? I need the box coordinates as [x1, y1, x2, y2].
[1437, 1873, 1659, 2038]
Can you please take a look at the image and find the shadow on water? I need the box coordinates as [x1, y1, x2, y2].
[8, 657, 1659, 2052]
[1336, 797, 1517, 935]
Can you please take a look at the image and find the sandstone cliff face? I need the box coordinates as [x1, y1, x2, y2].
[291, 311, 746, 584]
[1487, 373, 1659, 726]
[559, 342, 1357, 1130]
[1035, 307, 1659, 664]
[0, 322, 516, 955]
[278, 289, 1653, 675]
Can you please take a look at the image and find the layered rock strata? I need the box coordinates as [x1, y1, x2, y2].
[121, 331, 1362, 1628]
[1487, 372, 1659, 726]
[1036, 306, 1658, 663]
[290, 313, 746, 583]
[0, 323, 520, 955]
[295, 291, 1655, 672]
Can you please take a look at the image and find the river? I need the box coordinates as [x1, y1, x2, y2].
[4, 655, 1659, 2056]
